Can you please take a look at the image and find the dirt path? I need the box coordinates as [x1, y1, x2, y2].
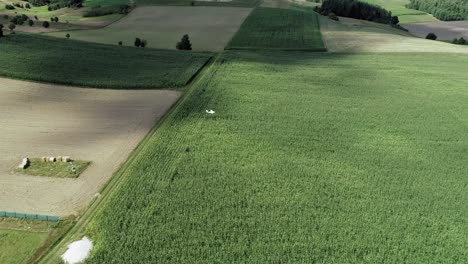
[0, 78, 179, 217]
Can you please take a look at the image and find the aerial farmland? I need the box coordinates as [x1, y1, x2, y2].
[0, 0, 467, 263]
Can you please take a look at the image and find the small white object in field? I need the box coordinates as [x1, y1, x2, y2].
[61, 236, 93, 264]
[63, 156, 71, 162]
[18, 157, 30, 169]
[71, 167, 77, 173]
[206, 110, 215, 114]
[48, 157, 56, 162]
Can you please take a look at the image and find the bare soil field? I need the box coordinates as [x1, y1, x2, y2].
[404, 20, 468, 40]
[47, 6, 252, 51]
[319, 16, 468, 53]
[0, 78, 179, 217]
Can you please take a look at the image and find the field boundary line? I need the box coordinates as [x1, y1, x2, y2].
[37, 53, 221, 264]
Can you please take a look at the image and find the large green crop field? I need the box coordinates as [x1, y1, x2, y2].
[0, 34, 211, 89]
[227, 7, 325, 50]
[71, 51, 468, 263]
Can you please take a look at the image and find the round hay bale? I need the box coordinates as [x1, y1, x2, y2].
[49, 157, 56, 162]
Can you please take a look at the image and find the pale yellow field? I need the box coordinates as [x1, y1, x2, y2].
[0, 78, 179, 217]
[319, 15, 468, 53]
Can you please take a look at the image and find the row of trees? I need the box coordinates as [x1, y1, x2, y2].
[406, 0, 468, 21]
[452, 37, 467, 45]
[318, 0, 396, 25]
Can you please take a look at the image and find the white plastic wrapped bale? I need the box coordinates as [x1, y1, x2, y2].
[61, 236, 93, 264]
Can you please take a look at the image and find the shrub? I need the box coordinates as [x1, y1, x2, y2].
[25, 3, 31, 8]
[5, 4, 15, 10]
[34, 16, 38, 20]
[176, 34, 192, 50]
[8, 23, 15, 31]
[42, 21, 50, 28]
[425, 33, 437, 40]
[140, 39, 147, 48]
[458, 37, 466, 45]
[28, 19, 34, 26]
[3, 15, 8, 19]
[134, 37, 141, 47]
[118, 41, 122, 46]
[66, 33, 70, 39]
[0, 24, 3, 37]
[391, 16, 399, 25]
[328, 12, 339, 21]
[54, 16, 59, 22]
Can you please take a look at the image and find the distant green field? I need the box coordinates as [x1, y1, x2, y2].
[360, 0, 437, 23]
[0, 34, 211, 89]
[227, 7, 325, 50]
[0, 230, 48, 264]
[79, 51, 468, 263]
[135, 0, 259, 7]
[47, 6, 252, 51]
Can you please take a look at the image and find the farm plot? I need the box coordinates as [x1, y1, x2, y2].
[0, 230, 48, 264]
[0, 33, 211, 89]
[47, 6, 252, 51]
[0, 77, 180, 216]
[227, 7, 326, 50]
[360, 0, 437, 23]
[69, 51, 468, 263]
[319, 15, 468, 52]
[404, 20, 468, 40]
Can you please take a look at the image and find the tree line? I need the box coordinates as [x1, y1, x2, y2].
[406, 0, 468, 21]
[318, 0, 394, 24]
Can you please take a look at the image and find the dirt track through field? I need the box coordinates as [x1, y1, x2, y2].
[0, 78, 179, 216]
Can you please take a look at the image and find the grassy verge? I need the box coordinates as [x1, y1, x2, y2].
[0, 217, 75, 264]
[0, 33, 211, 89]
[16, 159, 91, 178]
[55, 51, 468, 263]
[226, 7, 326, 51]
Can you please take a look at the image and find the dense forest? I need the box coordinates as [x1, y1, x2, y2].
[319, 0, 393, 24]
[406, 0, 468, 20]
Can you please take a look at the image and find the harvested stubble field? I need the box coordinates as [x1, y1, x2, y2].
[319, 15, 468, 52]
[72, 51, 468, 263]
[227, 7, 326, 50]
[0, 34, 211, 88]
[47, 6, 252, 51]
[404, 20, 468, 40]
[0, 77, 180, 216]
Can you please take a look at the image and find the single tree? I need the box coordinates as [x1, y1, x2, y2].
[459, 37, 466, 45]
[28, 19, 34, 26]
[8, 23, 15, 31]
[425, 33, 437, 40]
[42, 21, 50, 28]
[25, 3, 31, 8]
[66, 33, 70, 39]
[391, 16, 399, 25]
[134, 37, 141, 47]
[176, 34, 192, 50]
[54, 16, 59, 22]
[0, 24, 4, 37]
[140, 39, 147, 48]
[34, 15, 38, 20]
[118, 41, 122, 46]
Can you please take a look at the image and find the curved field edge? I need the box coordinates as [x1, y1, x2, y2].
[0, 33, 211, 89]
[43, 51, 468, 262]
[37, 56, 216, 264]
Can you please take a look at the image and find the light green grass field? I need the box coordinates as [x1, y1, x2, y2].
[227, 7, 325, 50]
[0, 230, 48, 264]
[16, 159, 91, 178]
[47, 6, 252, 51]
[360, 0, 437, 23]
[75, 51, 468, 263]
[0, 33, 211, 88]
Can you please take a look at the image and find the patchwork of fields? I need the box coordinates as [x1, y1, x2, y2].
[55, 51, 468, 263]
[47, 6, 252, 51]
[227, 7, 325, 50]
[0, 34, 211, 89]
[3, 1, 468, 263]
